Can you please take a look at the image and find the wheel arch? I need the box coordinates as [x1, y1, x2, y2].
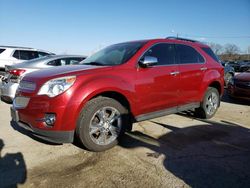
[89, 91, 131, 112]
[208, 80, 223, 96]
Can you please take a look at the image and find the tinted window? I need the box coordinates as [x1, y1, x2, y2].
[177, 45, 204, 64]
[13, 50, 20, 59]
[38, 51, 50, 57]
[47, 59, 61, 66]
[0, 49, 6, 54]
[202, 47, 219, 62]
[13, 50, 38, 60]
[143, 43, 175, 65]
[48, 58, 85, 66]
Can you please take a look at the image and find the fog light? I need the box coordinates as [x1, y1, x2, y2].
[44, 113, 56, 126]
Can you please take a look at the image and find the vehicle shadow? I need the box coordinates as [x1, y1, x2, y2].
[120, 119, 250, 187]
[221, 90, 250, 106]
[0, 139, 27, 187]
[10, 120, 61, 145]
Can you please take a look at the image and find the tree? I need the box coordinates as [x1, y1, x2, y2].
[208, 43, 223, 55]
[223, 44, 240, 55]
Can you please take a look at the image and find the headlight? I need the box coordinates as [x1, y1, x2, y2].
[38, 76, 76, 97]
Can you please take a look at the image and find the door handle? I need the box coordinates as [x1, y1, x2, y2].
[200, 67, 207, 71]
[170, 71, 180, 76]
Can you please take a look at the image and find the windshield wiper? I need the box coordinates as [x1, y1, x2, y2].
[83, 62, 105, 66]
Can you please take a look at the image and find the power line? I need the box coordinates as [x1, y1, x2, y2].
[182, 34, 250, 39]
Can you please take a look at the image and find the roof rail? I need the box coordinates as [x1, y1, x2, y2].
[0, 45, 33, 49]
[166, 36, 199, 43]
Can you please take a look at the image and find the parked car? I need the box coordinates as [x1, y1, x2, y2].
[227, 69, 250, 100]
[0, 46, 54, 72]
[10, 37, 224, 151]
[0, 55, 86, 103]
[222, 62, 235, 86]
[226, 61, 241, 72]
[238, 61, 250, 72]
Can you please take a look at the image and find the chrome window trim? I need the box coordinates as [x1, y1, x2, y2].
[137, 42, 207, 68]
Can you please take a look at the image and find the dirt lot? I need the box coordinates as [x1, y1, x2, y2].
[0, 93, 250, 188]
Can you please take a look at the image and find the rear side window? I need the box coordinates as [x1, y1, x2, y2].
[47, 58, 85, 66]
[177, 44, 204, 64]
[38, 51, 50, 57]
[143, 43, 175, 65]
[13, 50, 39, 60]
[47, 59, 62, 66]
[0, 49, 6, 54]
[202, 47, 219, 62]
[13, 50, 20, 59]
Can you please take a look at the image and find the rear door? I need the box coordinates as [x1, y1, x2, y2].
[176, 44, 206, 105]
[136, 43, 180, 114]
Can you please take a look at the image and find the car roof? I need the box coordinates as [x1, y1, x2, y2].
[121, 37, 209, 48]
[0, 45, 34, 49]
[0, 46, 54, 54]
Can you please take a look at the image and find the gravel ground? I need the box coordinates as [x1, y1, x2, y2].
[0, 93, 249, 188]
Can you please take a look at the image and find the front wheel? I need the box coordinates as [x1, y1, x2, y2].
[76, 97, 130, 152]
[195, 87, 220, 119]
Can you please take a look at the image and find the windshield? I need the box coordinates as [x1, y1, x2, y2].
[81, 41, 146, 66]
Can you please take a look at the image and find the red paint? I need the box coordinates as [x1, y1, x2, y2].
[16, 38, 224, 132]
[228, 71, 250, 100]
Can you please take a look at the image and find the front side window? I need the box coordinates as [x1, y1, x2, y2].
[82, 41, 146, 66]
[177, 45, 204, 64]
[142, 43, 175, 66]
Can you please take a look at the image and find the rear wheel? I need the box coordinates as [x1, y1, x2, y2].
[76, 97, 130, 151]
[195, 87, 220, 119]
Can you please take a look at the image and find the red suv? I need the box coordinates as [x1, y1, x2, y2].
[11, 38, 224, 151]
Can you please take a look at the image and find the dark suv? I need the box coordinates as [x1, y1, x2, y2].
[11, 37, 224, 151]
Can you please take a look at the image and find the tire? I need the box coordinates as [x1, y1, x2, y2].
[195, 87, 220, 119]
[224, 73, 233, 87]
[76, 96, 130, 152]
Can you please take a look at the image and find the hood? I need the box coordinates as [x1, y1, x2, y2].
[234, 72, 250, 81]
[23, 65, 109, 81]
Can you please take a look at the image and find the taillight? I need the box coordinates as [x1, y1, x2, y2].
[9, 69, 26, 76]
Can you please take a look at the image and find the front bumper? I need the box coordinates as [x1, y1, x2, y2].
[11, 106, 74, 143]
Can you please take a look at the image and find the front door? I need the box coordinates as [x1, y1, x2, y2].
[135, 43, 180, 115]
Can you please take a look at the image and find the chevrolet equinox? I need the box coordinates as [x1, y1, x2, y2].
[11, 37, 224, 151]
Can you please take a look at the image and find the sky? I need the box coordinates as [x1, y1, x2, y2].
[0, 0, 250, 55]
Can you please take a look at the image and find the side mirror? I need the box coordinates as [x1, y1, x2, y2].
[139, 56, 158, 68]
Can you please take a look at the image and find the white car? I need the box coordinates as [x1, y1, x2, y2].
[0, 46, 54, 75]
